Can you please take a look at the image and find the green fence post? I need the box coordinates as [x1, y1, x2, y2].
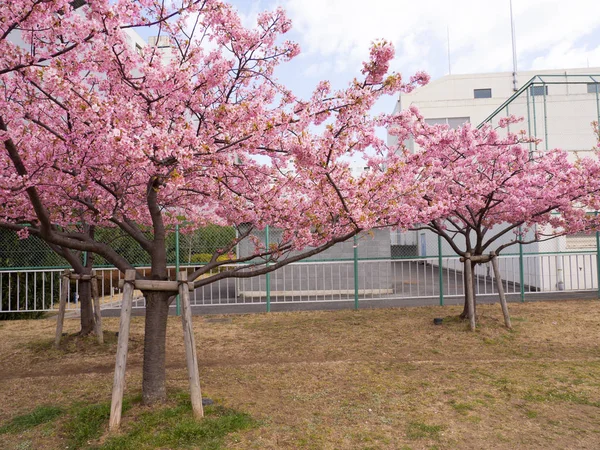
[542, 82, 548, 150]
[519, 226, 525, 302]
[175, 224, 181, 316]
[532, 83, 538, 151]
[595, 84, 600, 299]
[438, 234, 444, 306]
[594, 79, 599, 126]
[265, 225, 271, 312]
[596, 212, 600, 299]
[353, 234, 359, 310]
[526, 87, 533, 158]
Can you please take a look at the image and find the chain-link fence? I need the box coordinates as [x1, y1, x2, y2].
[0, 226, 238, 269]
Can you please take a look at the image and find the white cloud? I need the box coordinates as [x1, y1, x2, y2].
[530, 43, 600, 70]
[278, 0, 600, 78]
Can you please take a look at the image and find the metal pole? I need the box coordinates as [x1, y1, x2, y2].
[532, 84, 538, 151]
[542, 82, 548, 150]
[353, 234, 359, 310]
[438, 234, 444, 306]
[265, 225, 271, 312]
[526, 87, 533, 158]
[175, 224, 181, 316]
[595, 82, 600, 126]
[509, 0, 518, 91]
[519, 226, 525, 302]
[596, 212, 600, 299]
[447, 26, 451, 75]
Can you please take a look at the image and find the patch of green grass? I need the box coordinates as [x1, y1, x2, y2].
[63, 398, 134, 449]
[406, 422, 444, 440]
[465, 415, 481, 423]
[100, 397, 256, 450]
[492, 376, 511, 387]
[525, 410, 538, 419]
[449, 401, 475, 415]
[0, 405, 64, 434]
[26, 332, 120, 355]
[524, 389, 600, 407]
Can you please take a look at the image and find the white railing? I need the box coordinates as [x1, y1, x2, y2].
[1, 252, 597, 313]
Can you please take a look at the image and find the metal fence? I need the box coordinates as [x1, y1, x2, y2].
[1, 226, 599, 314]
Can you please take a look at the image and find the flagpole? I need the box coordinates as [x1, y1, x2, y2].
[447, 26, 451, 75]
[510, 0, 518, 91]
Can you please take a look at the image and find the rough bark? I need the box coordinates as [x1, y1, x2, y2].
[142, 290, 171, 405]
[460, 259, 478, 320]
[464, 255, 476, 331]
[47, 238, 97, 336]
[77, 278, 96, 336]
[471, 259, 477, 319]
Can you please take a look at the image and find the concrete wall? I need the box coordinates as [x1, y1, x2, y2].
[236, 229, 393, 296]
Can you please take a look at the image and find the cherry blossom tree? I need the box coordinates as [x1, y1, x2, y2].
[388, 113, 600, 327]
[0, 1, 429, 404]
[1, 0, 214, 335]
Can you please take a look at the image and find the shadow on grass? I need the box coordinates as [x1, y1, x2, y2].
[0, 405, 64, 434]
[25, 331, 123, 356]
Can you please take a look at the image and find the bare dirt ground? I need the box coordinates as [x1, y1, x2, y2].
[1, 300, 600, 449]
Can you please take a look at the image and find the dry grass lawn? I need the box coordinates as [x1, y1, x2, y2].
[1, 300, 600, 449]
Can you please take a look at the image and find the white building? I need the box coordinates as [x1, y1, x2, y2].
[390, 67, 600, 153]
[389, 68, 600, 292]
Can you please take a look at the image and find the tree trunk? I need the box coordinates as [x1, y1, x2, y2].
[460, 260, 478, 319]
[464, 256, 476, 331]
[78, 278, 96, 336]
[471, 259, 477, 319]
[460, 260, 471, 319]
[142, 291, 171, 405]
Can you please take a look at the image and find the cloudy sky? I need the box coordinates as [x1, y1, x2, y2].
[228, 0, 600, 115]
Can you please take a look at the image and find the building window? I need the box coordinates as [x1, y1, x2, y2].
[530, 85, 548, 96]
[69, 0, 87, 9]
[474, 88, 492, 99]
[566, 232, 596, 249]
[587, 83, 600, 94]
[149, 36, 171, 48]
[425, 117, 470, 129]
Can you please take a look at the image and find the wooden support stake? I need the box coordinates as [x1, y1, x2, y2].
[109, 269, 136, 431]
[179, 271, 204, 419]
[54, 269, 71, 348]
[117, 279, 194, 292]
[67, 274, 94, 281]
[490, 254, 512, 329]
[464, 253, 476, 331]
[91, 270, 104, 344]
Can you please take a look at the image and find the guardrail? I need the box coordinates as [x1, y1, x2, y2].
[1, 252, 597, 314]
